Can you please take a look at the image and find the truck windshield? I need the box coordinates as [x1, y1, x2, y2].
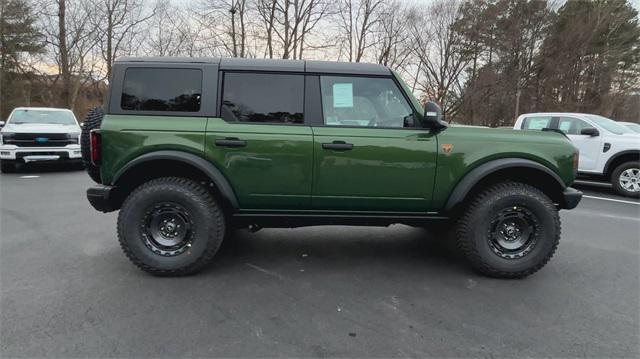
[9, 109, 77, 125]
[584, 114, 634, 135]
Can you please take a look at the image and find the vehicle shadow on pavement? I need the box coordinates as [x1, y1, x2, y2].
[204, 225, 469, 277]
[3, 162, 84, 174]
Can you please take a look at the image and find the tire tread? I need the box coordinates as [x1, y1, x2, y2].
[117, 177, 225, 276]
[80, 107, 104, 183]
[456, 181, 561, 279]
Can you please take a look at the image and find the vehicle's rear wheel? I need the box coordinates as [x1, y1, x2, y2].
[117, 177, 225, 276]
[0, 160, 16, 173]
[611, 161, 640, 198]
[80, 107, 104, 183]
[456, 182, 560, 279]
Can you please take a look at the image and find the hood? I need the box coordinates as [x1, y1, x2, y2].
[609, 132, 640, 146]
[1, 122, 80, 134]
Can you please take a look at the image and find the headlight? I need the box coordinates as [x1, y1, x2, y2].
[67, 132, 81, 144]
[0, 132, 15, 145]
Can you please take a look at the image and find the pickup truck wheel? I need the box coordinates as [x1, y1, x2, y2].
[117, 177, 225, 276]
[456, 182, 560, 279]
[611, 162, 640, 198]
[0, 160, 16, 173]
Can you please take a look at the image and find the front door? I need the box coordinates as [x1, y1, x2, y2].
[556, 116, 602, 171]
[205, 72, 313, 210]
[311, 75, 438, 212]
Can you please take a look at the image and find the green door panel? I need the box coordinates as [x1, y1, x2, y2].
[100, 115, 207, 184]
[311, 126, 438, 212]
[205, 118, 313, 209]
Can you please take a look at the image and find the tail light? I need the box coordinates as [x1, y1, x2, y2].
[90, 129, 101, 165]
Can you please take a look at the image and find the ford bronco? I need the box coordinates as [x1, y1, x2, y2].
[83, 57, 582, 278]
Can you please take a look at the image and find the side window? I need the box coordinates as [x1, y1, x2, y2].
[521, 116, 552, 130]
[557, 117, 590, 135]
[320, 76, 414, 128]
[121, 68, 202, 112]
[221, 72, 304, 124]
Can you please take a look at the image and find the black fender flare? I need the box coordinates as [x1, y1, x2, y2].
[444, 158, 566, 212]
[112, 150, 239, 209]
[602, 150, 640, 176]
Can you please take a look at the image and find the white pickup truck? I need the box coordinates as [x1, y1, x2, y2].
[0, 107, 83, 173]
[514, 112, 640, 197]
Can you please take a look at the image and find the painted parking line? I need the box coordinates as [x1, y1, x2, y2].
[583, 195, 640, 205]
[19, 175, 40, 179]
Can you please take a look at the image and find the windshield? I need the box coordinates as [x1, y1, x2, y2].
[584, 114, 634, 135]
[9, 109, 77, 125]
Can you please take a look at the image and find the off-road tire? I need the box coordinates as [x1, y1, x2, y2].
[611, 161, 640, 198]
[117, 177, 225, 276]
[0, 160, 16, 173]
[456, 182, 561, 279]
[80, 107, 104, 183]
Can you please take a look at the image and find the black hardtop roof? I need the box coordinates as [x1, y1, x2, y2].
[114, 57, 391, 76]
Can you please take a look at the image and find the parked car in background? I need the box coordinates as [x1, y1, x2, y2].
[619, 121, 640, 133]
[0, 107, 83, 173]
[514, 113, 640, 197]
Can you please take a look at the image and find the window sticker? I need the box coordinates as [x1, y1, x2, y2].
[333, 83, 353, 108]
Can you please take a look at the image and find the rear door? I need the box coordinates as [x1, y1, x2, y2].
[310, 75, 438, 212]
[520, 115, 555, 131]
[205, 72, 313, 210]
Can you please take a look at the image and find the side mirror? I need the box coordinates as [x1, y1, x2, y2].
[580, 127, 599, 137]
[0, 120, 4, 128]
[423, 101, 448, 130]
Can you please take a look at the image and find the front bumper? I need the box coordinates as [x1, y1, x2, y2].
[87, 185, 119, 213]
[0, 144, 82, 163]
[560, 187, 582, 210]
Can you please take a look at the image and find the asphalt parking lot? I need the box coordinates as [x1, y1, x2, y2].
[1, 166, 639, 358]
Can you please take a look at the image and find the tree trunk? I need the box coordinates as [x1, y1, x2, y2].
[58, 0, 72, 109]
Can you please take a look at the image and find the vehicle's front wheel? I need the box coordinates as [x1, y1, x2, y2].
[0, 160, 16, 173]
[456, 182, 560, 279]
[611, 161, 640, 198]
[117, 177, 225, 276]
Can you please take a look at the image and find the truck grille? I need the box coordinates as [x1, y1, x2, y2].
[3, 133, 77, 147]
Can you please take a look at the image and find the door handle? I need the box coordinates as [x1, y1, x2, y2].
[215, 137, 247, 148]
[322, 141, 353, 151]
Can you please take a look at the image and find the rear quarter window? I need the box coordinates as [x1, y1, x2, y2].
[121, 68, 202, 112]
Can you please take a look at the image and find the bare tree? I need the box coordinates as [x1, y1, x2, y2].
[373, 0, 411, 68]
[144, 1, 187, 56]
[337, 0, 383, 62]
[410, 0, 469, 119]
[92, 0, 156, 79]
[256, 0, 277, 58]
[41, 0, 98, 110]
[196, 0, 249, 57]
[254, 0, 330, 59]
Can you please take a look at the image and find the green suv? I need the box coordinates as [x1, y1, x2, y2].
[84, 57, 582, 278]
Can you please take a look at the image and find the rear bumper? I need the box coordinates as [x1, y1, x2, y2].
[560, 187, 582, 210]
[87, 185, 118, 212]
